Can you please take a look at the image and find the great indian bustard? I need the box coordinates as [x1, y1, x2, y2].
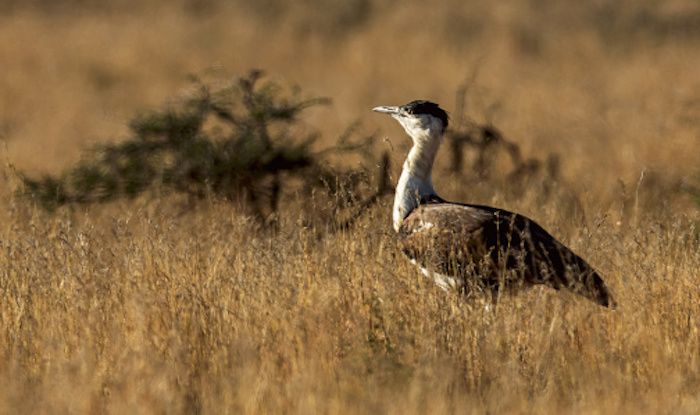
[373, 100, 614, 308]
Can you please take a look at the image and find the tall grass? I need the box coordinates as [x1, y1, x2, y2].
[1, 192, 699, 413]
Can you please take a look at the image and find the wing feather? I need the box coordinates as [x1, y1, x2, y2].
[399, 203, 614, 307]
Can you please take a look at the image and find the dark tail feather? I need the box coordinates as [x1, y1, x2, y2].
[552, 248, 616, 308]
[574, 270, 616, 309]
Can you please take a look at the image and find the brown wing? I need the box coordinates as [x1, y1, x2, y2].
[399, 204, 499, 291]
[399, 203, 614, 307]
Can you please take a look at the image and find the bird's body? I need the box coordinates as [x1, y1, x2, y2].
[373, 100, 614, 307]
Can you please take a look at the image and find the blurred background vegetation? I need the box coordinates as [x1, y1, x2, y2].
[19, 70, 385, 226]
[2, 0, 698, 221]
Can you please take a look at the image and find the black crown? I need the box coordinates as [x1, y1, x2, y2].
[402, 100, 449, 128]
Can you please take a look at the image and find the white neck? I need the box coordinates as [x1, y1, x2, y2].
[392, 131, 442, 232]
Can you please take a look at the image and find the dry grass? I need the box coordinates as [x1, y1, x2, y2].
[2, 194, 700, 413]
[1, 0, 700, 413]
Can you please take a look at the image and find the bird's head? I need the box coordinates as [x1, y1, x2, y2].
[372, 100, 449, 144]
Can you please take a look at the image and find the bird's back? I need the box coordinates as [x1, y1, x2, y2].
[398, 202, 615, 307]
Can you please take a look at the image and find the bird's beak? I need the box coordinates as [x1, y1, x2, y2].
[372, 105, 400, 115]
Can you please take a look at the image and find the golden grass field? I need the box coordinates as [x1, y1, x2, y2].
[1, 0, 700, 413]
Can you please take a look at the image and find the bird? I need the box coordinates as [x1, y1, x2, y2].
[372, 100, 614, 308]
